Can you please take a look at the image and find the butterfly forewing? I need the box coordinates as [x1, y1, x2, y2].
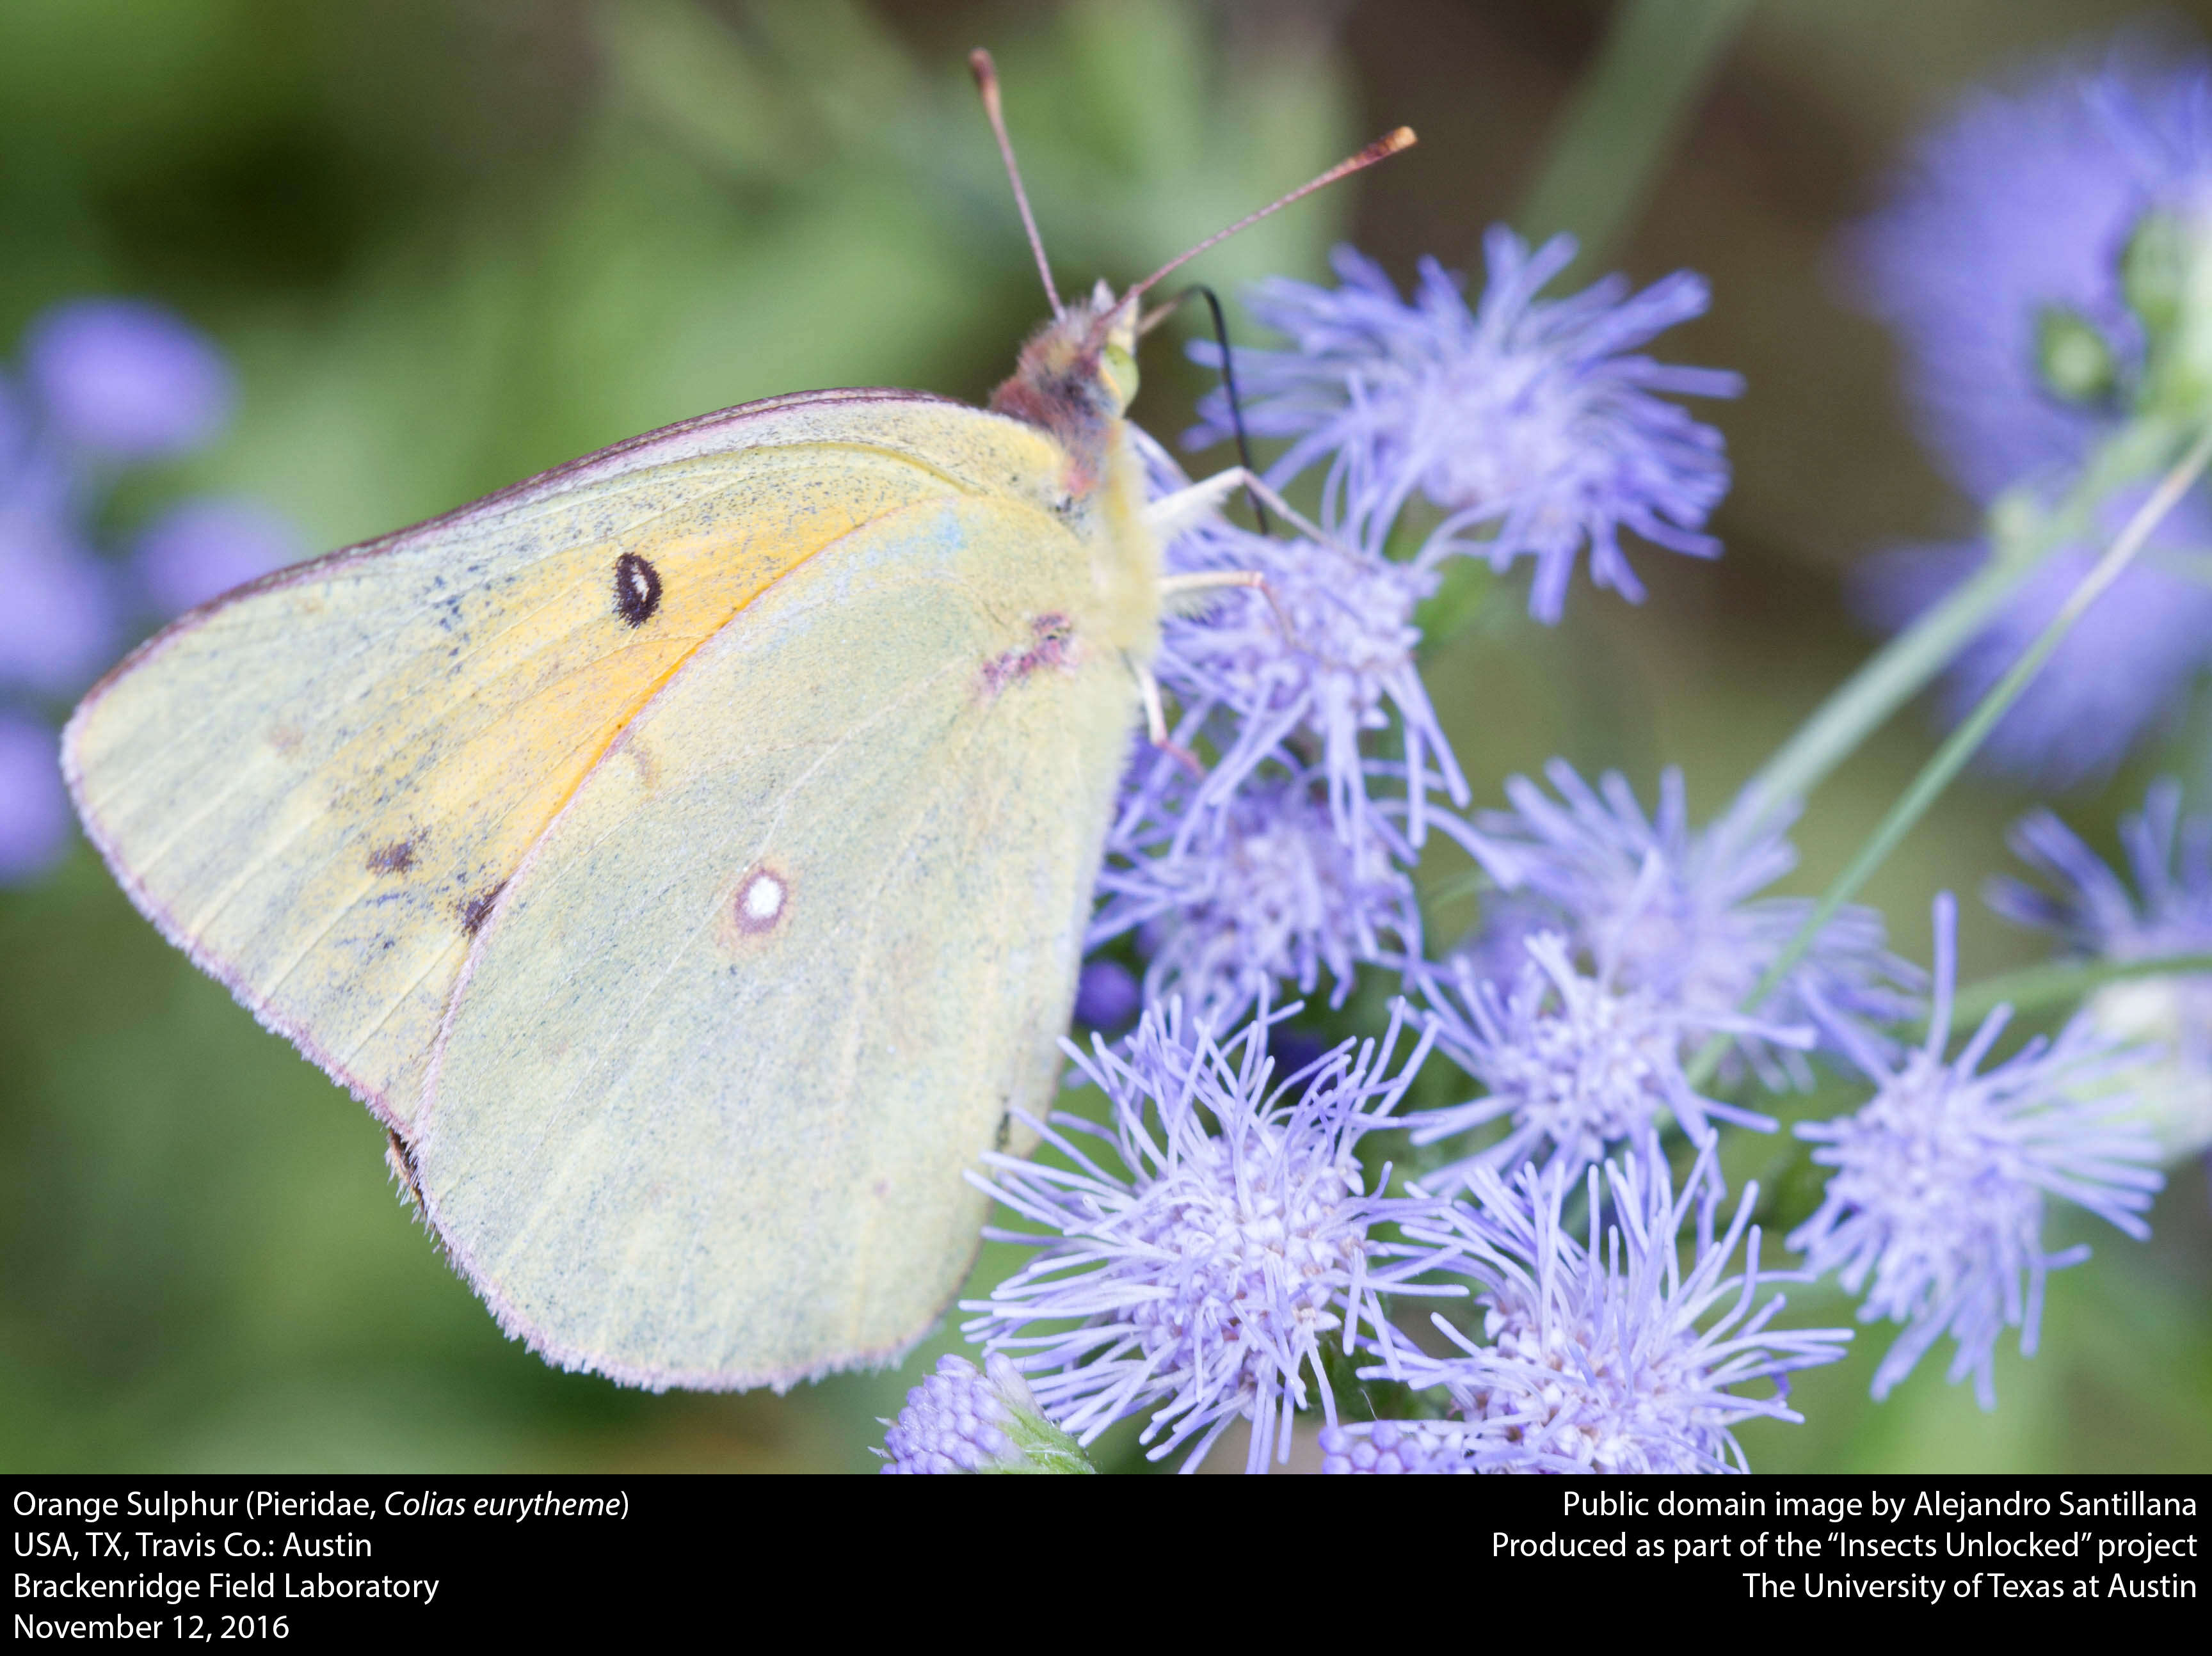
[64, 392, 1071, 1127]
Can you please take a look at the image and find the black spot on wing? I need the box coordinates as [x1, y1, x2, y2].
[461, 881, 505, 936]
[614, 552, 663, 626]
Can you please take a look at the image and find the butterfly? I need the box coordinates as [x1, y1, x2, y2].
[61, 49, 1412, 1392]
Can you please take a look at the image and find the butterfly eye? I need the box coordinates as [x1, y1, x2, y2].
[1101, 342, 1139, 413]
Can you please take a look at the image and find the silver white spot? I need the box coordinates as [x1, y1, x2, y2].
[741, 871, 785, 926]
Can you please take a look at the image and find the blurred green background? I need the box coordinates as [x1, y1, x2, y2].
[4, 0, 2209, 1473]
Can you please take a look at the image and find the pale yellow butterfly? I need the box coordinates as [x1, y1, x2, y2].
[62, 51, 1413, 1391]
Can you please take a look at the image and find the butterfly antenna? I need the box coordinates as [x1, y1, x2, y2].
[1125, 127, 1416, 305]
[970, 48, 1061, 317]
[1171, 283, 1269, 533]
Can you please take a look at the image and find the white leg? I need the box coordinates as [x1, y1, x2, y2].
[1143, 466, 1334, 545]
[1157, 568, 1293, 637]
[1134, 660, 1202, 774]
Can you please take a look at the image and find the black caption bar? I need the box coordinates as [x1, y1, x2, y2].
[6, 1474, 2206, 1635]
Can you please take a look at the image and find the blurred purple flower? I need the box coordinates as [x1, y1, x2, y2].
[1376, 1149, 1850, 1473]
[1189, 234, 1740, 623]
[134, 497, 301, 616]
[1090, 765, 1424, 1030]
[1412, 933, 1799, 1186]
[1847, 42, 2212, 500]
[1459, 762, 1921, 1085]
[1855, 512, 2212, 786]
[964, 999, 1456, 1473]
[23, 299, 232, 461]
[1072, 959, 1140, 1030]
[0, 483, 120, 697]
[0, 710, 70, 882]
[1790, 894, 2163, 1408]
[1989, 779, 2212, 1157]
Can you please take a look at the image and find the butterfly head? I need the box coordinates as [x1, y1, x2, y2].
[988, 280, 1141, 491]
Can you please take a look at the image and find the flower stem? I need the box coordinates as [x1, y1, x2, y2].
[1941, 950, 2212, 1028]
[1515, 0, 1758, 273]
[1733, 419, 2179, 830]
[1687, 420, 2212, 1087]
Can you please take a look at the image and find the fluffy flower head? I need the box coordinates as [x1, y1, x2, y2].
[1190, 234, 1740, 622]
[1155, 504, 1463, 847]
[1789, 895, 2163, 1407]
[964, 999, 1455, 1473]
[1461, 761, 1920, 1083]
[1849, 42, 2212, 498]
[1377, 1149, 1850, 1473]
[1091, 766, 1422, 1030]
[1413, 933, 1799, 1184]
[1989, 780, 2212, 1156]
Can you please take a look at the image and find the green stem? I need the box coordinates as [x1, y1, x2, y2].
[1943, 951, 2212, 1028]
[1733, 423, 2175, 829]
[1515, 0, 1759, 272]
[1687, 420, 2212, 1087]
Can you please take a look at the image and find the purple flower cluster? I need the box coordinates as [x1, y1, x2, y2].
[1849, 44, 2212, 782]
[0, 298, 296, 883]
[1089, 230, 1738, 1047]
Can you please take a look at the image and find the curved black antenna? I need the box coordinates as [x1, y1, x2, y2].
[1180, 284, 1270, 535]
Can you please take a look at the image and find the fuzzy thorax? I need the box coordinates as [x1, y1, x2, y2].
[989, 281, 1162, 660]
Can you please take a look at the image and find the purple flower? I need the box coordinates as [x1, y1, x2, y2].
[1091, 765, 1425, 1031]
[1789, 894, 2163, 1408]
[1412, 933, 1799, 1186]
[1854, 512, 2212, 786]
[1130, 424, 1466, 850]
[1189, 235, 1740, 623]
[875, 1353, 1092, 1474]
[1153, 507, 1464, 849]
[1072, 959, 1140, 1030]
[1989, 779, 2212, 1157]
[963, 999, 1457, 1474]
[1460, 761, 1921, 1085]
[22, 299, 232, 461]
[0, 489, 120, 699]
[0, 710, 70, 882]
[134, 497, 300, 617]
[1375, 1149, 1850, 1473]
[1847, 42, 2212, 501]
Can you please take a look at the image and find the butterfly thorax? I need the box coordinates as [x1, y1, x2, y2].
[987, 282, 1162, 660]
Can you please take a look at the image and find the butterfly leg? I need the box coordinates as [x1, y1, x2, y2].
[1143, 466, 1331, 545]
[1134, 660, 1203, 775]
[1157, 568, 1294, 639]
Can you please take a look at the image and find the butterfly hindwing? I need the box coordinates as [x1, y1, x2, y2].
[417, 491, 1136, 1389]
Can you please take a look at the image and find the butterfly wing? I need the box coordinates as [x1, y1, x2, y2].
[417, 490, 1136, 1389]
[64, 390, 1073, 1130]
